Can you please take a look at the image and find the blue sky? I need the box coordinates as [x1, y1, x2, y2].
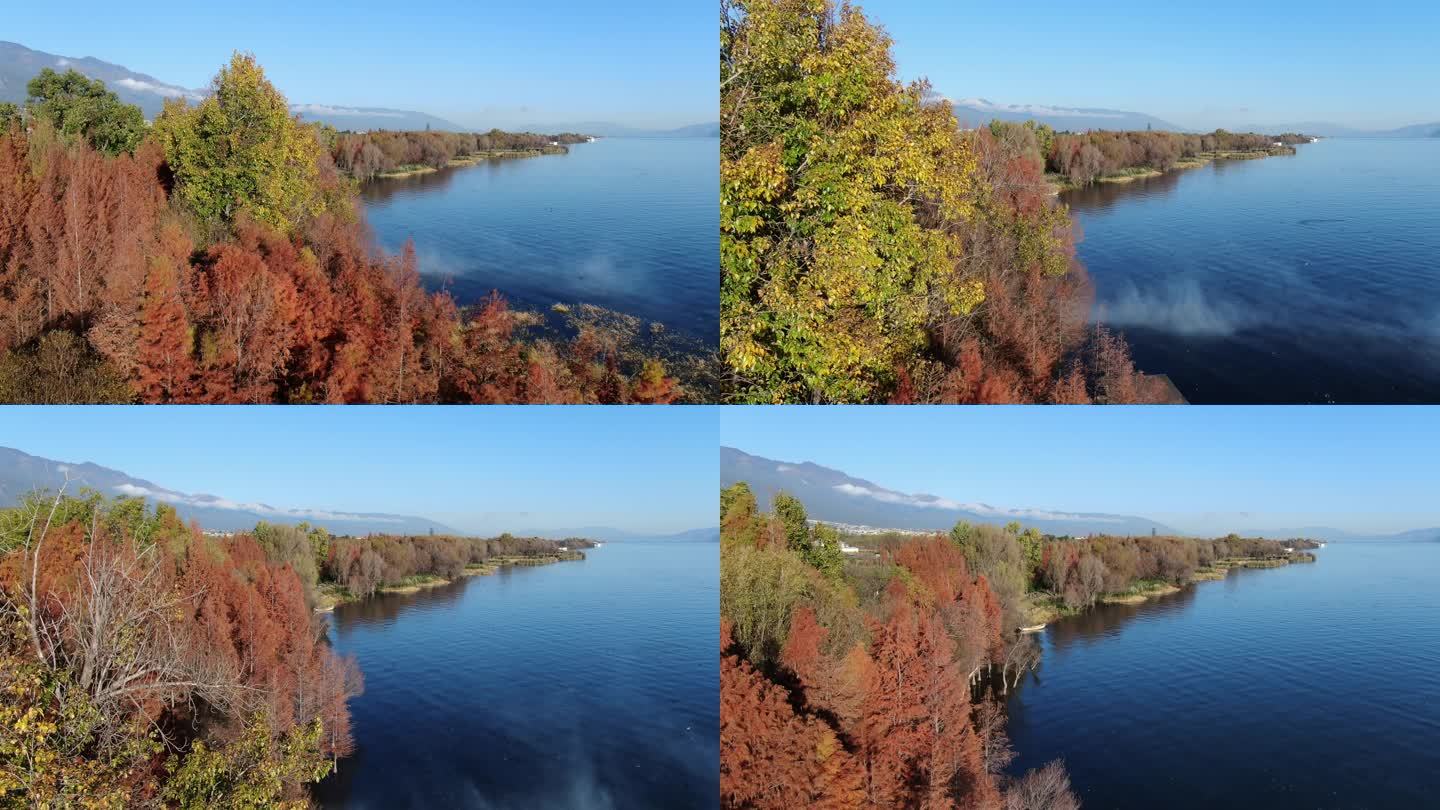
[721, 407, 1440, 535]
[851, 0, 1439, 131]
[4, 0, 712, 129]
[0, 407, 716, 535]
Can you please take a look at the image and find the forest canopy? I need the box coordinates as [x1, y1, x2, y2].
[0, 56, 680, 404]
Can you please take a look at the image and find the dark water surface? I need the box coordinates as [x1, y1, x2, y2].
[1062, 139, 1440, 403]
[1005, 541, 1440, 809]
[314, 541, 718, 809]
[360, 137, 719, 342]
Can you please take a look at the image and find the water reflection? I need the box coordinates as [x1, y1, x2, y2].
[313, 543, 719, 809]
[1053, 140, 1440, 402]
[327, 577, 471, 630]
[1060, 168, 1187, 213]
[327, 565, 544, 631]
[356, 137, 719, 342]
[1003, 543, 1440, 808]
[1043, 584, 1199, 650]
[357, 157, 539, 205]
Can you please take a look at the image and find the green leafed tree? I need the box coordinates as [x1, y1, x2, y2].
[0, 102, 20, 131]
[153, 52, 331, 233]
[24, 68, 146, 155]
[721, 0, 984, 402]
[163, 715, 332, 809]
[772, 491, 811, 554]
[720, 482, 761, 549]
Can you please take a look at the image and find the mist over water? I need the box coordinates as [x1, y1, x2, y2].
[313, 541, 718, 809]
[360, 138, 719, 342]
[1063, 139, 1440, 403]
[1005, 541, 1440, 809]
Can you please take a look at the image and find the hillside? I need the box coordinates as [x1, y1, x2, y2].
[720, 447, 1173, 536]
[0, 446, 456, 535]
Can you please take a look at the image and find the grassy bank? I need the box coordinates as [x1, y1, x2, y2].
[1100, 578, 1182, 604]
[374, 146, 569, 179]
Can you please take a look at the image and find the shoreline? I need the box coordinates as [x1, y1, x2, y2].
[372, 145, 571, 180]
[314, 550, 586, 611]
[1026, 551, 1314, 624]
[1049, 144, 1299, 194]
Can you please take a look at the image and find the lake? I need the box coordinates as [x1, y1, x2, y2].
[1062, 139, 1440, 403]
[1005, 541, 1440, 809]
[360, 137, 719, 343]
[313, 540, 719, 809]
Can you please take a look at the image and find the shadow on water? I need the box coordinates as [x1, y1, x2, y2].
[1042, 584, 1199, 651]
[358, 157, 541, 205]
[327, 565, 540, 631]
[1059, 167, 1188, 213]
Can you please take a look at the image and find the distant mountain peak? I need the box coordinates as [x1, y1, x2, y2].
[0, 446, 455, 536]
[721, 447, 1171, 536]
[940, 95, 1180, 132]
[0, 40, 464, 132]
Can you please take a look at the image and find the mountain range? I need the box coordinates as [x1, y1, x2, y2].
[721, 448, 1440, 542]
[1231, 121, 1440, 138]
[0, 41, 716, 136]
[942, 96, 1182, 132]
[936, 93, 1438, 138]
[511, 526, 720, 543]
[0, 447, 717, 541]
[721, 447, 1174, 537]
[0, 446, 457, 536]
[520, 121, 719, 138]
[0, 41, 466, 131]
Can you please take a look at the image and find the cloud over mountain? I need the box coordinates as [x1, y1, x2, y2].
[0, 446, 454, 536]
[721, 447, 1169, 536]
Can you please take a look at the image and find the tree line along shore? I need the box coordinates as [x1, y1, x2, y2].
[719, 480, 1319, 809]
[0, 57, 682, 405]
[1003, 123, 1313, 191]
[0, 488, 596, 805]
[310, 531, 594, 610]
[329, 129, 593, 181]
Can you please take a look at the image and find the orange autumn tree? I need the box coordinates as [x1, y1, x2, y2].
[0, 56, 682, 404]
[719, 482, 1080, 809]
[721, 618, 865, 808]
[0, 492, 362, 805]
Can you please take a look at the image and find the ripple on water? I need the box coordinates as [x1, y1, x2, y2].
[315, 542, 718, 809]
[1006, 542, 1440, 809]
[1063, 139, 1440, 403]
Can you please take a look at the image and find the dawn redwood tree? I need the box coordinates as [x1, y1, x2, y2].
[134, 238, 197, 402]
[859, 580, 998, 808]
[721, 619, 865, 809]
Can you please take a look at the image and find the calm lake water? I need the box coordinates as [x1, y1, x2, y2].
[1005, 541, 1440, 809]
[313, 541, 719, 809]
[360, 137, 719, 342]
[1062, 139, 1440, 403]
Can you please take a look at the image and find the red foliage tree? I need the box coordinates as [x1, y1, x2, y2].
[0, 126, 683, 403]
[721, 619, 864, 809]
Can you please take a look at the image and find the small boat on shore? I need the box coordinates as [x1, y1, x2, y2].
[1020, 624, 1047, 634]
